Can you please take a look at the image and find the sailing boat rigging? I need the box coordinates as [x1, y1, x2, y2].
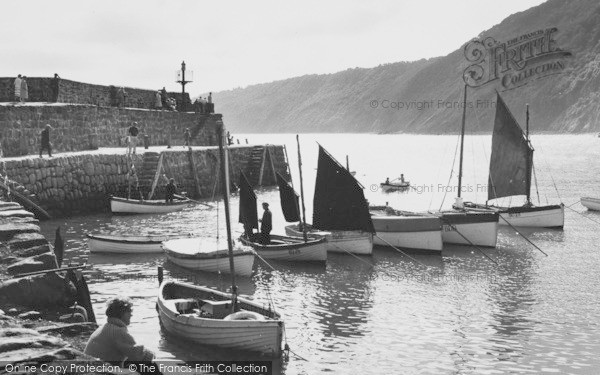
[157, 122, 284, 356]
[238, 169, 328, 262]
[285, 143, 375, 255]
[463, 92, 564, 228]
[433, 84, 499, 247]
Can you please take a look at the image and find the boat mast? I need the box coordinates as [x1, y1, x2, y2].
[457, 84, 468, 200]
[525, 104, 531, 205]
[296, 135, 308, 241]
[217, 122, 238, 307]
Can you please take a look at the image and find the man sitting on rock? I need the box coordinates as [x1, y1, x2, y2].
[84, 297, 154, 365]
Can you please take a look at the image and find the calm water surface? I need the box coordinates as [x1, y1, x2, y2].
[39, 134, 600, 374]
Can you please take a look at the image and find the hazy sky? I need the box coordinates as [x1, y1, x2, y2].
[3, 0, 546, 96]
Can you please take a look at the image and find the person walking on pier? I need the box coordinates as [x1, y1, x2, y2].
[13, 75, 22, 102]
[39, 124, 52, 158]
[127, 122, 139, 156]
[183, 128, 191, 147]
[84, 297, 155, 366]
[165, 178, 177, 203]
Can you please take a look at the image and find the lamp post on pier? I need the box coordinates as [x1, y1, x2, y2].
[176, 61, 193, 112]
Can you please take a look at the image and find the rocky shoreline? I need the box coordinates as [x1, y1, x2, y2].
[0, 200, 113, 373]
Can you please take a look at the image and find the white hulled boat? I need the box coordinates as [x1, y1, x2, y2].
[237, 169, 327, 262]
[433, 85, 499, 247]
[581, 197, 600, 211]
[87, 233, 188, 254]
[110, 196, 191, 214]
[285, 144, 374, 255]
[464, 93, 564, 228]
[158, 122, 283, 356]
[369, 205, 443, 252]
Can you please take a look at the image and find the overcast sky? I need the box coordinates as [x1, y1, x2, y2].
[3, 0, 546, 96]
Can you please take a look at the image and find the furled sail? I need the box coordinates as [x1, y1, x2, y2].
[238, 171, 258, 230]
[313, 146, 375, 233]
[276, 172, 300, 222]
[488, 93, 533, 200]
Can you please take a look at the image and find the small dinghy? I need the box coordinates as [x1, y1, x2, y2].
[110, 196, 191, 215]
[157, 281, 283, 356]
[87, 233, 189, 254]
[581, 197, 600, 211]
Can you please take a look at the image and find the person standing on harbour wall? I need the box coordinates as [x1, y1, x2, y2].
[155, 90, 162, 109]
[127, 122, 139, 155]
[20, 76, 29, 102]
[39, 124, 52, 158]
[14, 75, 22, 102]
[183, 128, 191, 147]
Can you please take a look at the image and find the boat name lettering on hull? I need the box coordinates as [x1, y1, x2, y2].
[443, 225, 457, 232]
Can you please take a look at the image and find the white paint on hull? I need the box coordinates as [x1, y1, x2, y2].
[110, 197, 189, 214]
[166, 253, 255, 277]
[442, 221, 498, 247]
[158, 282, 282, 356]
[499, 206, 564, 228]
[581, 197, 600, 211]
[284, 225, 373, 255]
[373, 230, 443, 252]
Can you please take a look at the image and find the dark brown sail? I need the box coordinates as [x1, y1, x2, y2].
[488, 93, 533, 200]
[238, 171, 258, 231]
[276, 172, 300, 222]
[313, 146, 374, 233]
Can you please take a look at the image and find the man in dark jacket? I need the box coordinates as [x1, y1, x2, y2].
[259, 202, 272, 244]
[165, 178, 176, 203]
[40, 124, 52, 158]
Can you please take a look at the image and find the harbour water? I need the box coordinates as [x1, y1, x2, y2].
[39, 133, 600, 374]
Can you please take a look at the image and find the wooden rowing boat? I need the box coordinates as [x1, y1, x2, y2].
[158, 281, 283, 356]
[110, 196, 191, 214]
[239, 234, 327, 262]
[86, 233, 189, 254]
[163, 237, 255, 277]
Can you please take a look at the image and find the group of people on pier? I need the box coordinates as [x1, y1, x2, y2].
[13, 74, 28, 102]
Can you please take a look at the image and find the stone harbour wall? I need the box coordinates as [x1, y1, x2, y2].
[0, 77, 191, 110]
[1, 146, 289, 217]
[0, 104, 220, 157]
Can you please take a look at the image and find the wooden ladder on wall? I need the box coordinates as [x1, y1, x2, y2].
[245, 145, 278, 187]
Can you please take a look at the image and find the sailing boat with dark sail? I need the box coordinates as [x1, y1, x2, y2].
[157, 123, 284, 356]
[463, 92, 564, 228]
[433, 85, 499, 247]
[238, 171, 327, 262]
[285, 145, 375, 255]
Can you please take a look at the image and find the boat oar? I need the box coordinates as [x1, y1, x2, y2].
[441, 221, 498, 265]
[498, 215, 548, 256]
[173, 194, 213, 208]
[373, 234, 428, 268]
[565, 204, 600, 226]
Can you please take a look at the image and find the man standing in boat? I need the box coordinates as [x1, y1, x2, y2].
[259, 202, 272, 244]
[165, 178, 176, 204]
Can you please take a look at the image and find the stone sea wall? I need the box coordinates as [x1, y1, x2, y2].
[0, 77, 191, 110]
[2, 146, 289, 217]
[0, 104, 220, 157]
